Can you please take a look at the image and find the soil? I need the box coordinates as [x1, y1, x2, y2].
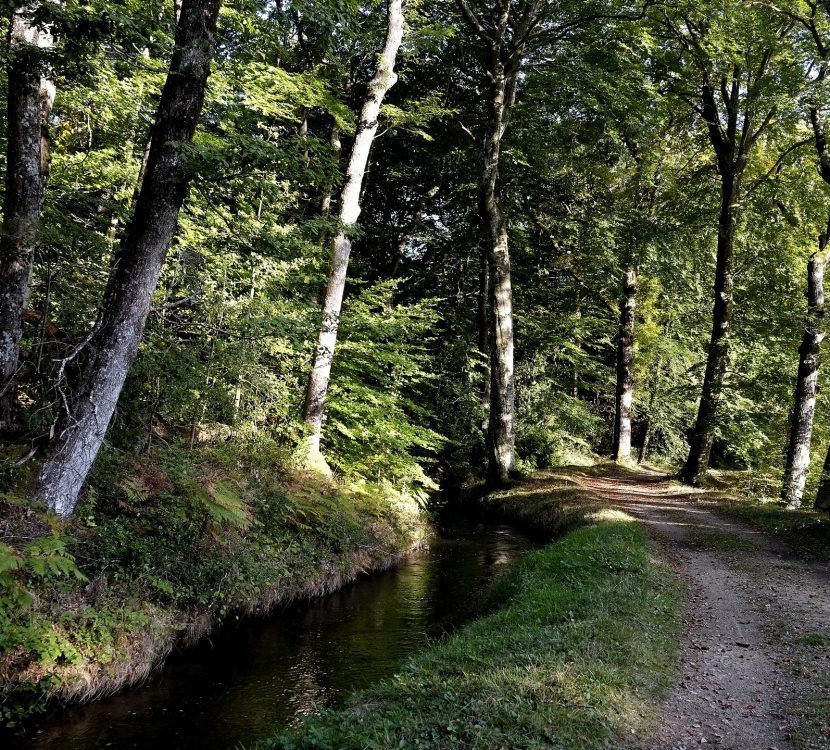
[579, 469, 830, 750]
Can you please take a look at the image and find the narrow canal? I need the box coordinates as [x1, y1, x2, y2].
[16, 515, 539, 750]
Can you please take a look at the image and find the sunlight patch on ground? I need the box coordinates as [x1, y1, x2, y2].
[590, 508, 636, 524]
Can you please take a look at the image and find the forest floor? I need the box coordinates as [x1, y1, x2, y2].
[579, 466, 830, 750]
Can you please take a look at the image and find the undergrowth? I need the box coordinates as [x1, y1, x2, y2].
[259, 474, 682, 750]
[0, 436, 428, 728]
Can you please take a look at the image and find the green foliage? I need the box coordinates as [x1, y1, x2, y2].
[0, 531, 88, 727]
[0, 534, 85, 612]
[326, 281, 444, 488]
[7, 0, 830, 726]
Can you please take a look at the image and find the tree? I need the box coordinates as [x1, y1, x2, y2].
[454, 0, 528, 484]
[455, 0, 652, 483]
[613, 266, 637, 460]
[31, 0, 223, 517]
[660, 4, 793, 485]
[782, 220, 828, 507]
[0, 2, 56, 432]
[302, 0, 406, 462]
[774, 0, 830, 510]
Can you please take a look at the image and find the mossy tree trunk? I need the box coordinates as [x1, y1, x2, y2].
[0, 5, 55, 432]
[31, 0, 222, 517]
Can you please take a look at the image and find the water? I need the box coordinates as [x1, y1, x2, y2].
[14, 515, 538, 750]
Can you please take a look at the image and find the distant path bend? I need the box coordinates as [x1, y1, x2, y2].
[579, 469, 830, 750]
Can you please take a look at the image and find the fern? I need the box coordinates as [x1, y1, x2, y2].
[196, 480, 255, 531]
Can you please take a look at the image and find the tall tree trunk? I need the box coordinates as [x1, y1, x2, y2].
[612, 266, 637, 461]
[0, 7, 55, 431]
[302, 0, 405, 457]
[808, 52, 830, 512]
[31, 0, 222, 517]
[683, 171, 739, 485]
[479, 48, 519, 486]
[781, 231, 828, 508]
[477, 242, 491, 434]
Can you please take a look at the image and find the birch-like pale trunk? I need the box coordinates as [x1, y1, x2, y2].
[612, 266, 637, 461]
[0, 5, 55, 431]
[781, 239, 827, 508]
[31, 0, 222, 517]
[302, 0, 405, 456]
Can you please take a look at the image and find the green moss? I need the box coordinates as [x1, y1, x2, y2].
[259, 476, 682, 750]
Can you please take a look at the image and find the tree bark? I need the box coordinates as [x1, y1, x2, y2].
[781, 231, 828, 508]
[302, 0, 405, 457]
[806, 39, 830, 511]
[683, 173, 738, 485]
[676, 45, 772, 487]
[0, 6, 55, 431]
[478, 42, 520, 486]
[31, 0, 222, 517]
[477, 241, 491, 434]
[612, 266, 637, 461]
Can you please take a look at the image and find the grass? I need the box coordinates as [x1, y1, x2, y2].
[704, 470, 830, 561]
[789, 632, 830, 749]
[258, 474, 682, 750]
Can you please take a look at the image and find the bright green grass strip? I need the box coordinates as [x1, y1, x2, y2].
[259, 519, 681, 750]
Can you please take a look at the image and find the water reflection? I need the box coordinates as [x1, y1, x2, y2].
[13, 516, 537, 750]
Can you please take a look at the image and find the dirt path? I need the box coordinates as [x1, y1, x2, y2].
[579, 470, 830, 750]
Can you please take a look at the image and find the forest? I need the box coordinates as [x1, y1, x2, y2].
[1, 0, 830, 748]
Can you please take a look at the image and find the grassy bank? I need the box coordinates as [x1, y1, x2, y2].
[0, 438, 428, 727]
[259, 472, 682, 750]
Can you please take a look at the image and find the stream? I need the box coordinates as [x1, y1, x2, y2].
[14, 514, 538, 750]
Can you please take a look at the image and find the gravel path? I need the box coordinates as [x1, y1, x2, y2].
[579, 470, 830, 750]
